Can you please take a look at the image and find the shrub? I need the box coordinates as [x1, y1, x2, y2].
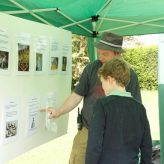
[72, 35, 158, 90]
[72, 35, 89, 89]
[123, 46, 158, 90]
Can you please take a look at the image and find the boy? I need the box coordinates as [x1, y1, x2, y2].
[85, 58, 152, 164]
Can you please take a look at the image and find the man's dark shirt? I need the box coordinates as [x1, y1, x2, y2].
[74, 60, 142, 128]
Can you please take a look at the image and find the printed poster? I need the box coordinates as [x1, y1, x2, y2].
[17, 33, 31, 74]
[61, 43, 71, 74]
[27, 97, 40, 136]
[2, 97, 20, 144]
[34, 36, 47, 73]
[45, 92, 58, 133]
[0, 27, 10, 73]
[49, 39, 60, 74]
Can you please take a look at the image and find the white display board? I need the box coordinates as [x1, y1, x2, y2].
[0, 13, 72, 164]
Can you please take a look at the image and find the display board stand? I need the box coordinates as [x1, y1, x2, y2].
[0, 13, 72, 164]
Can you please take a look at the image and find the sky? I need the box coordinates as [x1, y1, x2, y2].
[139, 34, 159, 45]
[123, 34, 160, 48]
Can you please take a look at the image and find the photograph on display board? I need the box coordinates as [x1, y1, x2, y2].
[51, 57, 58, 71]
[62, 56, 67, 71]
[18, 43, 30, 72]
[36, 53, 43, 71]
[5, 120, 18, 138]
[0, 50, 9, 70]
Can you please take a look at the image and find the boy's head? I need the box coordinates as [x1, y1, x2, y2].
[98, 58, 130, 95]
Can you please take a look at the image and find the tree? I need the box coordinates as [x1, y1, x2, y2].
[72, 34, 89, 89]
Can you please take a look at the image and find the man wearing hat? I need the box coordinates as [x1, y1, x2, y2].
[41, 32, 142, 164]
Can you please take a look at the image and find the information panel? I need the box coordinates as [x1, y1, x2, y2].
[0, 13, 72, 163]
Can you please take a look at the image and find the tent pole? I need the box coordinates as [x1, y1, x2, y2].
[96, 0, 113, 32]
[96, 0, 112, 15]
[88, 37, 96, 62]
[92, 21, 98, 60]
[158, 34, 164, 164]
[99, 17, 164, 34]
[58, 10, 92, 34]
[60, 18, 91, 29]
[3, 8, 58, 15]
[9, 0, 53, 26]
[94, 37, 97, 60]
[87, 19, 98, 62]
[100, 17, 164, 27]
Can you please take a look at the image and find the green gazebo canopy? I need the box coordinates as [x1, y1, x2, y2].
[1, 0, 164, 37]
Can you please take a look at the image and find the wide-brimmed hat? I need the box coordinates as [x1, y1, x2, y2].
[95, 32, 124, 53]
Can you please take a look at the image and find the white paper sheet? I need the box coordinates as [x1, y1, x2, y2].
[34, 36, 47, 73]
[0, 27, 10, 73]
[16, 33, 31, 74]
[27, 96, 40, 136]
[49, 39, 60, 74]
[61, 43, 71, 74]
[45, 92, 58, 133]
[3, 97, 20, 144]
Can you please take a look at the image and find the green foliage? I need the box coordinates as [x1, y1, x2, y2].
[72, 34, 158, 91]
[123, 46, 158, 90]
[72, 35, 89, 89]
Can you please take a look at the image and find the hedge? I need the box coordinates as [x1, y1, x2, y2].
[123, 46, 158, 90]
[72, 45, 158, 90]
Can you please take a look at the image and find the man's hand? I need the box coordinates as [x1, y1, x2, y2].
[40, 107, 60, 119]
